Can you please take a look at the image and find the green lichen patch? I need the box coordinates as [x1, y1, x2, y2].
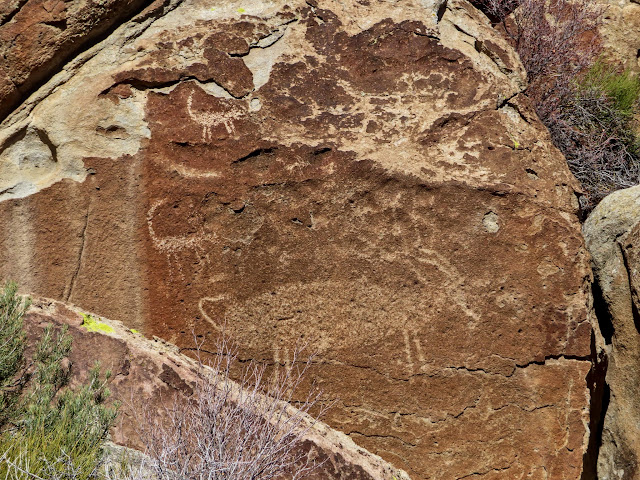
[81, 313, 115, 335]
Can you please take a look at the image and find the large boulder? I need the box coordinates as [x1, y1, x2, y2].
[0, 0, 594, 477]
[583, 186, 640, 479]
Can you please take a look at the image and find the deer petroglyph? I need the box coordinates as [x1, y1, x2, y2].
[187, 92, 245, 142]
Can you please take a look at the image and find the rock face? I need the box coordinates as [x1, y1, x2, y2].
[23, 297, 409, 480]
[0, 0, 595, 478]
[583, 186, 640, 480]
[0, 0, 176, 122]
[599, 0, 640, 73]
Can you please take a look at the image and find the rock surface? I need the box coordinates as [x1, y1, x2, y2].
[583, 186, 640, 480]
[23, 297, 408, 480]
[0, 0, 594, 478]
[0, 0, 178, 122]
[599, 0, 640, 73]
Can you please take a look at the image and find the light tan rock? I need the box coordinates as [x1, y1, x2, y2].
[0, 0, 185, 123]
[583, 185, 640, 479]
[599, 0, 640, 72]
[0, 0, 594, 478]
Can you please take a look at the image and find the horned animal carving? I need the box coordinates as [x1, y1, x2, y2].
[186, 92, 245, 142]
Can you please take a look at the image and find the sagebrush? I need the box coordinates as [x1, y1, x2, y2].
[127, 339, 325, 480]
[0, 282, 324, 479]
[0, 281, 117, 480]
[550, 62, 640, 207]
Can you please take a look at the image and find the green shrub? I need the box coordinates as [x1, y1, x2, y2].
[580, 60, 640, 120]
[0, 281, 30, 428]
[549, 61, 640, 210]
[0, 281, 118, 480]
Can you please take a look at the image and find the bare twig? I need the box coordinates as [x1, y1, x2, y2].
[133, 337, 327, 480]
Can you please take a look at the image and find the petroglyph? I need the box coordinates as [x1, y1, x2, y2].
[195, 278, 477, 378]
[351, 245, 481, 326]
[198, 295, 227, 332]
[146, 198, 216, 280]
[402, 331, 436, 375]
[147, 198, 214, 253]
[415, 248, 481, 325]
[186, 92, 245, 142]
[402, 330, 415, 374]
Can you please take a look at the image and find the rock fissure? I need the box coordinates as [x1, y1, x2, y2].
[64, 206, 90, 302]
[34, 127, 57, 163]
[348, 431, 418, 449]
[246, 16, 299, 51]
[232, 147, 278, 164]
[513, 354, 591, 370]
[495, 92, 519, 110]
[0, 0, 29, 27]
[131, 0, 184, 25]
[102, 75, 221, 96]
[454, 461, 516, 480]
[580, 340, 608, 480]
[0, 185, 17, 197]
[437, 0, 449, 23]
[491, 402, 555, 413]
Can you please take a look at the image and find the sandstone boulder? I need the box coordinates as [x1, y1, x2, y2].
[0, 0, 594, 477]
[583, 186, 640, 479]
[599, 0, 640, 73]
[0, 0, 184, 123]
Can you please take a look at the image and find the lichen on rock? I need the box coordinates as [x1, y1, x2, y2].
[81, 312, 116, 335]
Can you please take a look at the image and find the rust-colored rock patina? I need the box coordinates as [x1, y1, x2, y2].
[0, 0, 594, 477]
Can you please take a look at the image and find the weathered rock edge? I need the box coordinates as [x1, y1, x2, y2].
[23, 297, 411, 480]
[0, 0, 187, 123]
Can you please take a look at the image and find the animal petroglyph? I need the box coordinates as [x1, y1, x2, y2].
[403, 330, 430, 375]
[415, 248, 481, 325]
[187, 92, 245, 142]
[146, 198, 216, 281]
[351, 245, 481, 327]
[195, 278, 478, 378]
[147, 199, 214, 253]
